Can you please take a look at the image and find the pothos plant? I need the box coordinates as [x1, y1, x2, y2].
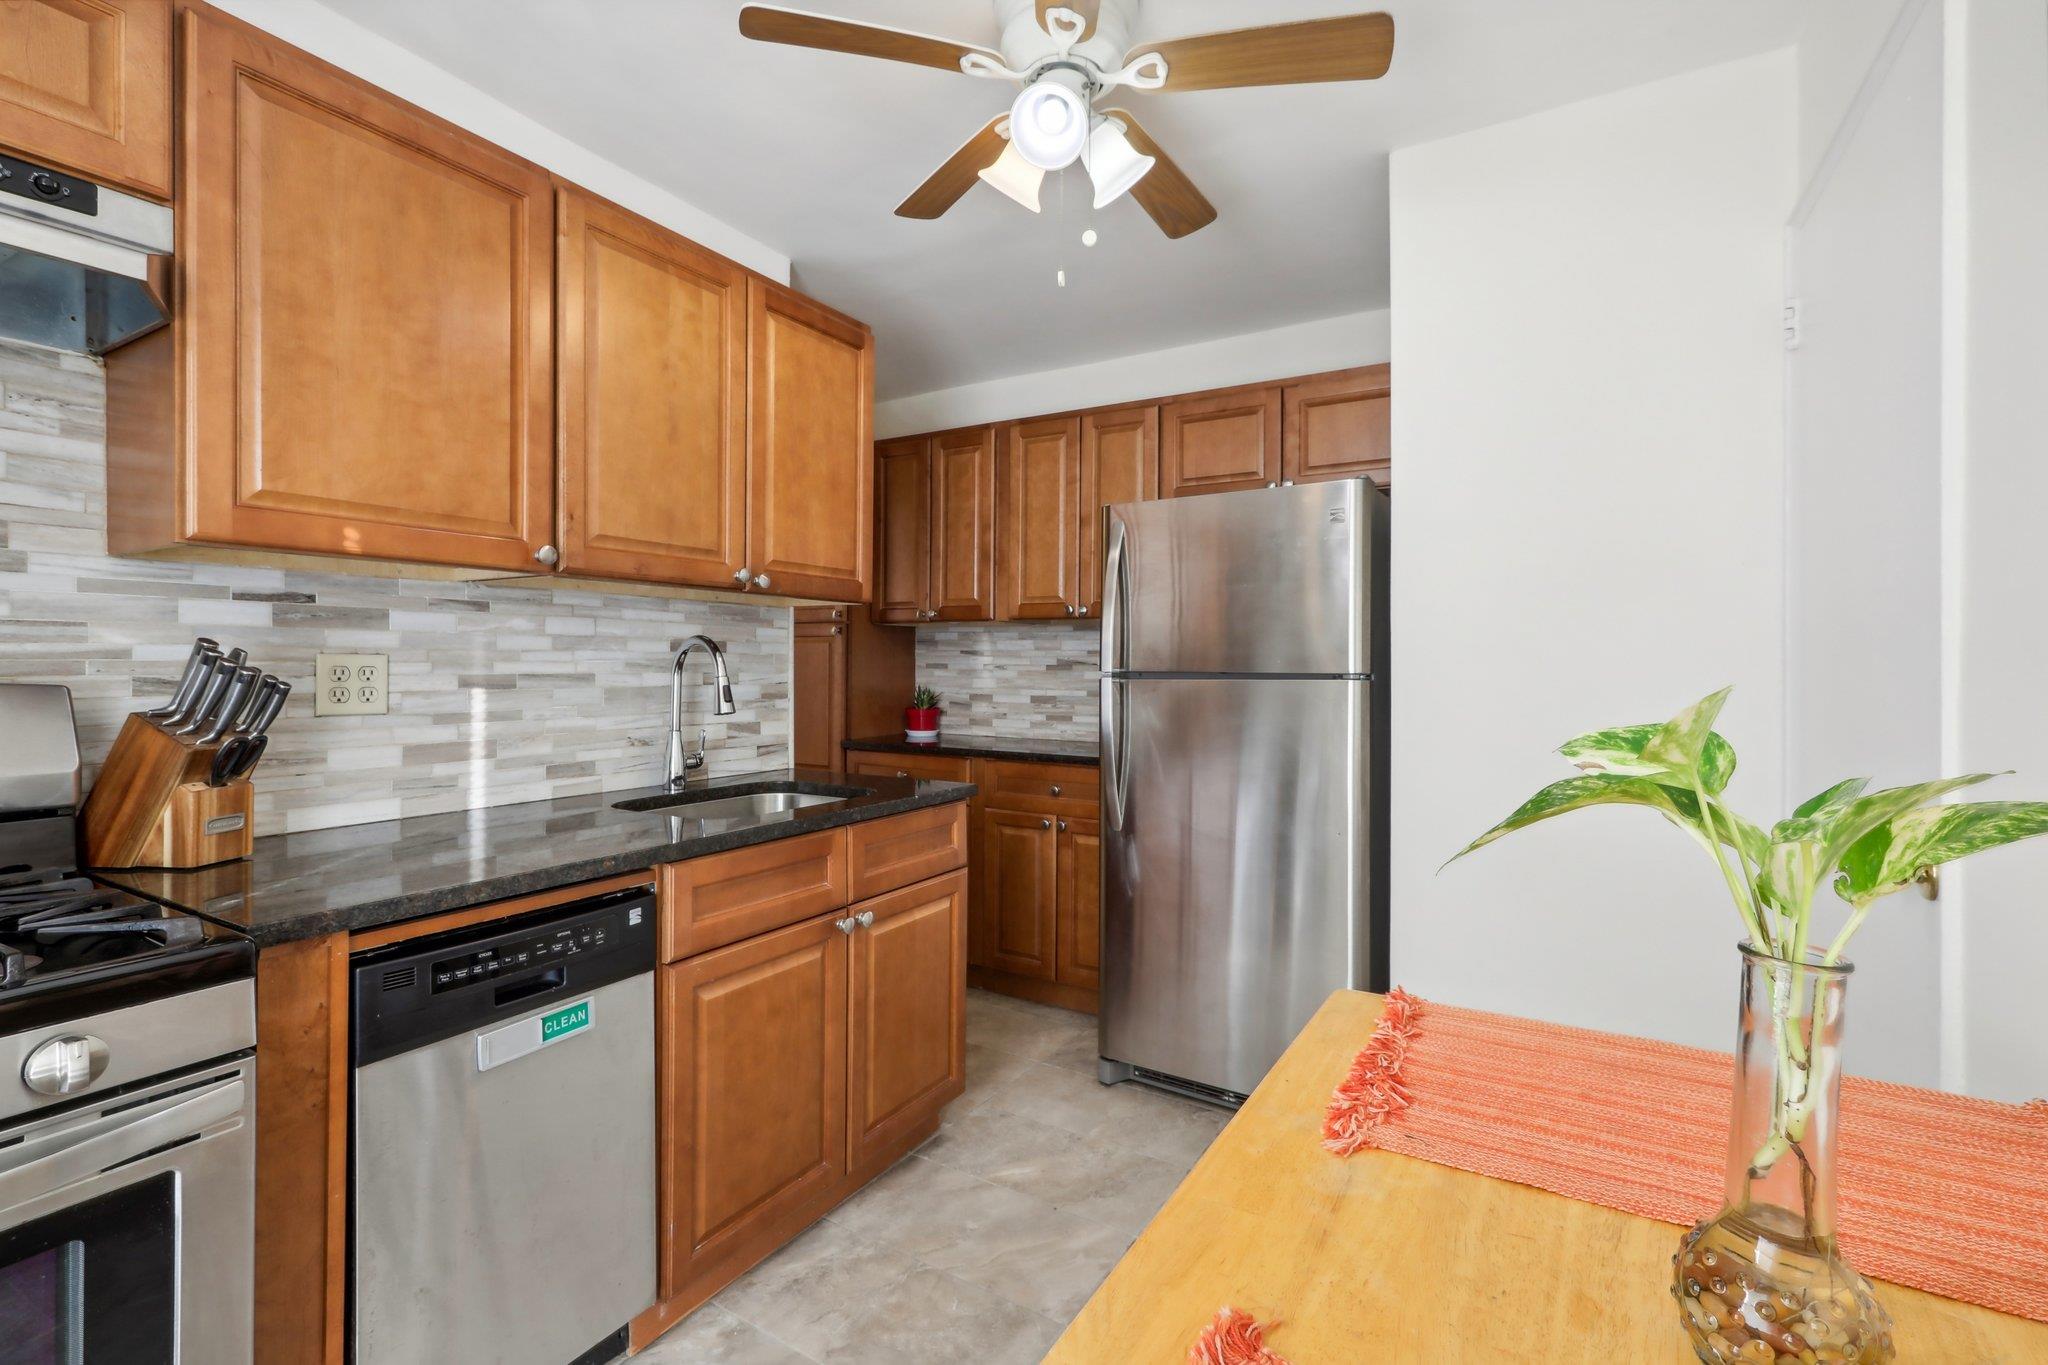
[1447, 686, 2048, 1187]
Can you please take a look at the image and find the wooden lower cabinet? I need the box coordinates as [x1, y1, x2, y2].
[658, 913, 849, 1303]
[636, 813, 968, 1349]
[848, 871, 968, 1169]
[846, 751, 972, 785]
[979, 808, 1059, 980]
[1056, 816, 1102, 992]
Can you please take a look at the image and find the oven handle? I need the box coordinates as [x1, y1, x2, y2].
[0, 1075, 246, 1209]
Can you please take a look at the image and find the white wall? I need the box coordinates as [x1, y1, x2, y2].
[209, 0, 789, 282]
[874, 309, 1390, 438]
[1388, 52, 1795, 1049]
[1942, 0, 2048, 1103]
[1798, 0, 1918, 186]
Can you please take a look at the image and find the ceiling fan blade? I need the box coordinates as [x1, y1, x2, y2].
[1130, 12, 1394, 91]
[1100, 109, 1216, 240]
[896, 117, 1009, 220]
[739, 5, 1001, 75]
[1036, 1, 1099, 43]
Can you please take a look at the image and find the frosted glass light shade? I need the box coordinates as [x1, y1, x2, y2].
[1086, 120, 1155, 209]
[1009, 79, 1089, 170]
[977, 141, 1045, 212]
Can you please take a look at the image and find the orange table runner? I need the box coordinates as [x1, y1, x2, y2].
[1322, 990, 2048, 1324]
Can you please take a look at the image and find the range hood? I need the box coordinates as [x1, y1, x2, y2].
[0, 152, 171, 356]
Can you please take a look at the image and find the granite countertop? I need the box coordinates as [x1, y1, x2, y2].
[844, 733, 1099, 766]
[97, 768, 972, 949]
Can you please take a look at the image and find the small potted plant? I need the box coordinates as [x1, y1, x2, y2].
[1449, 686, 2048, 1365]
[904, 685, 940, 742]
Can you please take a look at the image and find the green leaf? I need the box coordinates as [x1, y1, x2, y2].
[1835, 801, 2048, 905]
[1793, 777, 1870, 821]
[1762, 774, 2003, 911]
[1640, 687, 1736, 793]
[1559, 722, 1739, 795]
[1445, 773, 1713, 868]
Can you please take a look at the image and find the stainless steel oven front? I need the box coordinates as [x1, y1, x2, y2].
[0, 985, 256, 1364]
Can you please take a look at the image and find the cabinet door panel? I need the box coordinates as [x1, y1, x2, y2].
[791, 621, 846, 770]
[849, 870, 967, 1169]
[848, 752, 972, 784]
[558, 188, 747, 585]
[872, 436, 931, 623]
[1283, 366, 1390, 488]
[182, 10, 553, 569]
[999, 417, 1081, 620]
[0, 0, 169, 199]
[1057, 816, 1101, 990]
[929, 426, 995, 620]
[1080, 405, 1157, 617]
[979, 808, 1058, 980]
[1160, 386, 1281, 498]
[660, 914, 846, 1300]
[748, 281, 873, 601]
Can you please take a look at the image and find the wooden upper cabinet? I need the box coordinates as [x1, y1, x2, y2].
[847, 870, 966, 1169]
[1079, 404, 1157, 617]
[1160, 385, 1281, 498]
[747, 280, 873, 601]
[1283, 365, 1391, 489]
[0, 0, 170, 200]
[871, 436, 931, 624]
[557, 187, 746, 586]
[928, 426, 995, 621]
[999, 417, 1081, 620]
[115, 7, 556, 571]
[791, 613, 846, 770]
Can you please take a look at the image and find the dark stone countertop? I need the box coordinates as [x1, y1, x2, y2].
[843, 733, 1098, 766]
[96, 769, 972, 949]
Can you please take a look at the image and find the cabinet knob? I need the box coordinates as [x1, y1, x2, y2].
[1077, 605, 1089, 617]
[895, 770, 909, 778]
[832, 609, 844, 619]
[734, 566, 753, 585]
[753, 573, 772, 590]
[1040, 817, 1051, 829]
[835, 917, 857, 934]
[1058, 820, 1068, 832]
[831, 625, 843, 636]
[1050, 785, 1062, 796]
[533, 544, 559, 567]
[855, 910, 875, 929]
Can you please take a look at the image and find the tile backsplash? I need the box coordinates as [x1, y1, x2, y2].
[0, 339, 789, 834]
[914, 622, 1099, 740]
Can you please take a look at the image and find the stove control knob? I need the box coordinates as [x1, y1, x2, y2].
[23, 1035, 110, 1096]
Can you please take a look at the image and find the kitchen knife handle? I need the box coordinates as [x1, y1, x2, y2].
[245, 679, 292, 737]
[173, 664, 233, 736]
[146, 638, 218, 719]
[200, 666, 260, 744]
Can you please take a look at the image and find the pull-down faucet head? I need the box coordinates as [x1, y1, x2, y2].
[667, 635, 735, 787]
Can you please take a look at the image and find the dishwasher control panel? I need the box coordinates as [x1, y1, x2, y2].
[430, 909, 628, 992]
[351, 887, 655, 1067]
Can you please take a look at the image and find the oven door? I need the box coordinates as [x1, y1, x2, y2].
[0, 1058, 254, 1364]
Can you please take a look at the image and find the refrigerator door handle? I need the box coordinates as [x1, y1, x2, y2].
[1103, 676, 1127, 830]
[1102, 513, 1128, 674]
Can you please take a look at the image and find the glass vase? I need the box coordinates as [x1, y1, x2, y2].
[1673, 944, 1895, 1364]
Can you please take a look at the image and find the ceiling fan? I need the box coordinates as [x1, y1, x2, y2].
[737, 1, 1394, 239]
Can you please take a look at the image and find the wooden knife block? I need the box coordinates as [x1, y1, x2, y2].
[81, 714, 255, 869]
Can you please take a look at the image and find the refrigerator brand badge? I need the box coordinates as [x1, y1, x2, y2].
[539, 1000, 591, 1045]
[1328, 508, 1346, 523]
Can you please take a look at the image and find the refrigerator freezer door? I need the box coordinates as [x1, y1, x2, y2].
[1100, 676, 1374, 1098]
[1102, 480, 1384, 677]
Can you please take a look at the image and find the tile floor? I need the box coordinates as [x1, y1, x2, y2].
[633, 989, 1233, 1364]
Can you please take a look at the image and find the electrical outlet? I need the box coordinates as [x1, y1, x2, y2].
[314, 653, 390, 716]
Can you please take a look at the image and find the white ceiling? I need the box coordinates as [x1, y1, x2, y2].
[338, 1, 1803, 400]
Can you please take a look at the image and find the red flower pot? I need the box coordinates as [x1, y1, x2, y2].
[904, 706, 940, 735]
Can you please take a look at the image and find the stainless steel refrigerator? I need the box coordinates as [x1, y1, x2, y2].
[1098, 478, 1389, 1103]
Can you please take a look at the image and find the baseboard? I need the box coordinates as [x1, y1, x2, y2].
[969, 967, 1098, 1014]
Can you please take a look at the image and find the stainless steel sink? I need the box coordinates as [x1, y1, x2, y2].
[612, 783, 870, 823]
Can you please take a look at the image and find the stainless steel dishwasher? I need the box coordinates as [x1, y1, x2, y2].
[349, 886, 657, 1365]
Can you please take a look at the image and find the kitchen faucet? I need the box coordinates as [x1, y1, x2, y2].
[667, 635, 736, 787]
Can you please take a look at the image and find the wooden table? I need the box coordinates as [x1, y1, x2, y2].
[1048, 991, 2048, 1362]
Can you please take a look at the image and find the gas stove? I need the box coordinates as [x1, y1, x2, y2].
[0, 686, 252, 1034]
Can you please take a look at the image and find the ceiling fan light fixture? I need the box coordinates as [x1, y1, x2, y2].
[1008, 78, 1090, 170]
[977, 140, 1045, 212]
[1084, 118, 1156, 209]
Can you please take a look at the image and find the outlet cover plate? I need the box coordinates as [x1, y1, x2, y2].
[315, 653, 390, 716]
